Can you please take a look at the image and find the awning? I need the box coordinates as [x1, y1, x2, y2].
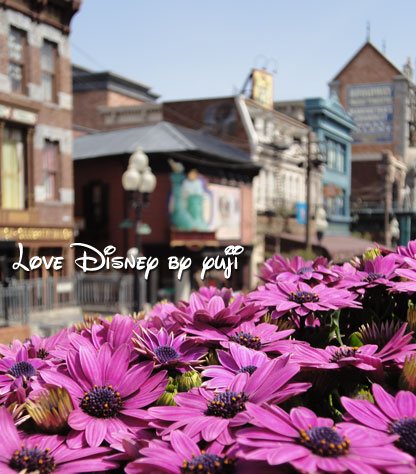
[279, 232, 374, 262]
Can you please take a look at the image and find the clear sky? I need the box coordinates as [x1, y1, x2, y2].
[70, 0, 416, 102]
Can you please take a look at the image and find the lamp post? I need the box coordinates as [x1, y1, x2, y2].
[305, 131, 326, 249]
[390, 216, 400, 248]
[315, 206, 328, 245]
[121, 148, 157, 314]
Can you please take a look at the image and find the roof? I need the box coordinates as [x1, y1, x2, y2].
[73, 121, 254, 165]
[330, 41, 403, 82]
[245, 98, 310, 130]
[72, 65, 160, 102]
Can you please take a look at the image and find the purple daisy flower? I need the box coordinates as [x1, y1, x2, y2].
[173, 293, 259, 331]
[365, 322, 416, 367]
[132, 327, 207, 371]
[40, 343, 168, 447]
[393, 257, 416, 293]
[290, 343, 383, 373]
[201, 343, 270, 389]
[221, 321, 297, 355]
[337, 254, 399, 294]
[77, 313, 142, 352]
[237, 403, 414, 473]
[396, 239, 416, 261]
[0, 407, 118, 473]
[26, 329, 70, 361]
[342, 383, 416, 459]
[259, 255, 335, 284]
[186, 318, 296, 354]
[142, 301, 181, 334]
[0, 346, 47, 404]
[109, 426, 156, 462]
[126, 430, 238, 473]
[247, 280, 360, 323]
[148, 355, 308, 445]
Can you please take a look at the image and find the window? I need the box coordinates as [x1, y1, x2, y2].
[8, 27, 27, 93]
[42, 141, 59, 200]
[326, 139, 346, 172]
[1, 126, 26, 209]
[325, 190, 345, 216]
[83, 181, 109, 232]
[41, 40, 57, 102]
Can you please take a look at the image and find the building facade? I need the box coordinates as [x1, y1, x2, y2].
[73, 121, 258, 303]
[0, 0, 80, 279]
[72, 65, 160, 134]
[328, 41, 416, 243]
[304, 96, 355, 235]
[162, 95, 317, 275]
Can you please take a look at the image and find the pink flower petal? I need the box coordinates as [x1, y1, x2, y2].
[85, 417, 107, 447]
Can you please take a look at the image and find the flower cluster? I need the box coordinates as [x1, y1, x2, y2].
[3, 241, 416, 472]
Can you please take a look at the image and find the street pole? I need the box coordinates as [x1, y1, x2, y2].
[133, 191, 142, 314]
[383, 152, 393, 247]
[306, 131, 313, 250]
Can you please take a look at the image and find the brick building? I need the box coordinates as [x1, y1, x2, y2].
[73, 122, 259, 302]
[72, 65, 159, 134]
[328, 41, 416, 244]
[0, 0, 80, 280]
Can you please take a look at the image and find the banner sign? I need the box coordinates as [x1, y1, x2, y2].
[346, 83, 393, 143]
[252, 69, 274, 109]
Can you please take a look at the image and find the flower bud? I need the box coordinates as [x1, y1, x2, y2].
[26, 387, 73, 433]
[175, 371, 202, 392]
[348, 387, 374, 403]
[205, 349, 219, 366]
[363, 248, 381, 262]
[155, 377, 178, 406]
[400, 355, 416, 393]
[154, 390, 177, 406]
[407, 302, 416, 332]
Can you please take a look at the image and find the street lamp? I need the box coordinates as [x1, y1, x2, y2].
[302, 131, 326, 249]
[315, 206, 328, 244]
[121, 148, 157, 313]
[390, 216, 400, 248]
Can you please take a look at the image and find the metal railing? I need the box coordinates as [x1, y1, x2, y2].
[0, 273, 135, 325]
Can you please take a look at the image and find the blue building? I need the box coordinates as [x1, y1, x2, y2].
[304, 96, 355, 236]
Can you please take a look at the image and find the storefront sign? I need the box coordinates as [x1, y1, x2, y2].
[347, 83, 393, 143]
[323, 184, 342, 198]
[0, 104, 37, 125]
[0, 227, 73, 241]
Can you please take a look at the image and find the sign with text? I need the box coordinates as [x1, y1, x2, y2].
[347, 82, 394, 143]
[252, 69, 274, 109]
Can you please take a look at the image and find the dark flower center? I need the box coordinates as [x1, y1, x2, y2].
[296, 266, 314, 275]
[229, 332, 261, 350]
[206, 390, 247, 418]
[181, 452, 234, 474]
[9, 447, 56, 473]
[154, 345, 180, 363]
[37, 348, 49, 359]
[80, 385, 123, 418]
[330, 346, 359, 362]
[9, 361, 36, 378]
[299, 426, 349, 457]
[362, 272, 384, 282]
[289, 290, 319, 304]
[390, 417, 416, 456]
[237, 365, 257, 375]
